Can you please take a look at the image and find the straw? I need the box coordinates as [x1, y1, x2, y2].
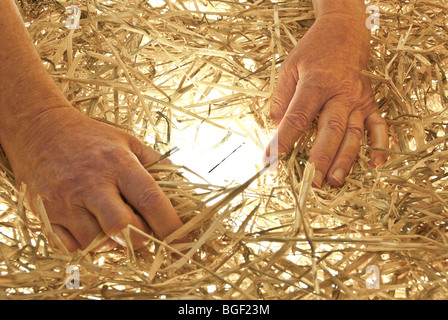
[0, 0, 447, 300]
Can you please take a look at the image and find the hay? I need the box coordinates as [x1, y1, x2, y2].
[0, 0, 448, 300]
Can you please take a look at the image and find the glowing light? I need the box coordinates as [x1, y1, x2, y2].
[97, 256, 106, 266]
[0, 203, 8, 213]
[170, 116, 271, 186]
[207, 285, 217, 293]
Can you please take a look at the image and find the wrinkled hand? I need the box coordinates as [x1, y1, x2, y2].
[7, 106, 186, 252]
[266, 13, 389, 187]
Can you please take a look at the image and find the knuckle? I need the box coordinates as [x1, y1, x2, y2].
[136, 188, 165, 211]
[338, 152, 357, 166]
[283, 110, 311, 133]
[270, 95, 283, 110]
[109, 215, 133, 235]
[269, 96, 287, 122]
[346, 124, 364, 140]
[304, 70, 335, 90]
[350, 80, 365, 99]
[325, 118, 346, 136]
[310, 152, 334, 169]
[97, 145, 123, 163]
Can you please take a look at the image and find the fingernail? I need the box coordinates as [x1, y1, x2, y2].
[332, 168, 346, 185]
[375, 158, 386, 169]
[313, 170, 324, 188]
[111, 233, 126, 247]
[369, 156, 385, 169]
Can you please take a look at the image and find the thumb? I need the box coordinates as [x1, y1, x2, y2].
[128, 135, 173, 167]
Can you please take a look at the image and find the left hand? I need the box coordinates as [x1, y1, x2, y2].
[5, 106, 187, 252]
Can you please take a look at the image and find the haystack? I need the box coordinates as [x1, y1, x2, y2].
[0, 0, 447, 300]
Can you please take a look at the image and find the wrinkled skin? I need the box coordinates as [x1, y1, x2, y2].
[0, 0, 389, 253]
[0, 0, 189, 252]
[6, 106, 187, 252]
[265, 13, 389, 186]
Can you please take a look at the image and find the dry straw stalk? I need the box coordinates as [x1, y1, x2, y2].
[0, 0, 447, 300]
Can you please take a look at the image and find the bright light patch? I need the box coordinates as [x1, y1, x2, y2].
[0, 203, 8, 214]
[207, 285, 217, 293]
[170, 116, 273, 186]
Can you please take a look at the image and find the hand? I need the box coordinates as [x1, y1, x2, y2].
[6, 106, 186, 252]
[265, 13, 389, 187]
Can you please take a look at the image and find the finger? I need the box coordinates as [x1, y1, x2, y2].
[117, 163, 187, 244]
[84, 185, 153, 249]
[90, 238, 116, 252]
[308, 100, 350, 187]
[326, 111, 365, 187]
[60, 207, 103, 247]
[52, 224, 81, 252]
[365, 110, 389, 168]
[62, 207, 116, 252]
[128, 136, 171, 167]
[36, 197, 115, 252]
[266, 81, 324, 161]
[269, 64, 299, 124]
[31, 199, 84, 252]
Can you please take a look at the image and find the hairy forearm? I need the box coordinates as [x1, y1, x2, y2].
[312, 0, 367, 19]
[0, 1, 69, 148]
[310, 0, 371, 59]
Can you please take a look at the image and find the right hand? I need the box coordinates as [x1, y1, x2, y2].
[265, 13, 389, 187]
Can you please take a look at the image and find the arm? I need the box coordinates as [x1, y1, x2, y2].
[0, 1, 69, 149]
[0, 0, 187, 251]
[311, 0, 366, 17]
[266, 0, 389, 187]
